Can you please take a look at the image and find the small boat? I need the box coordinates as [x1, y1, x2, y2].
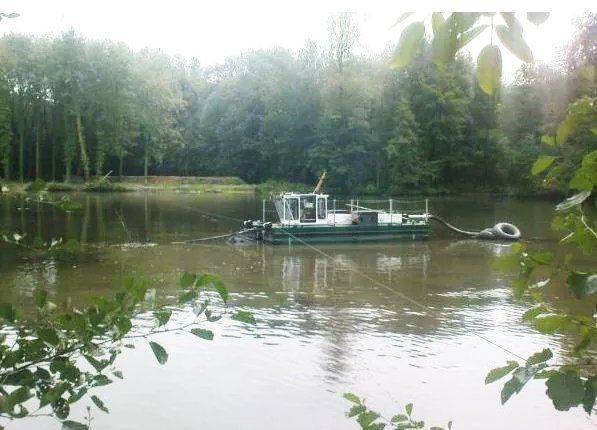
[235, 173, 431, 245]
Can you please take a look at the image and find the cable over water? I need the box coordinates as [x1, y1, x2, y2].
[428, 215, 521, 240]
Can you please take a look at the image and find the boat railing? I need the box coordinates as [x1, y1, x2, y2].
[329, 198, 429, 215]
[261, 197, 429, 224]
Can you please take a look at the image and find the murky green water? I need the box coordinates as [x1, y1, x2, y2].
[0, 192, 595, 429]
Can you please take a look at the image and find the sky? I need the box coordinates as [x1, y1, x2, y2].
[0, 1, 594, 82]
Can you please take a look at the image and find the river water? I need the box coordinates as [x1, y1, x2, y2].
[0, 192, 594, 430]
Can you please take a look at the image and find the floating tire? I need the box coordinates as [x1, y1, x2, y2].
[492, 222, 521, 240]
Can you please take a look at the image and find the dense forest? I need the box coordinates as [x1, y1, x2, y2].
[0, 13, 594, 194]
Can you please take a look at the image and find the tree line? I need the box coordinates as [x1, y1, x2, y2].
[0, 14, 594, 193]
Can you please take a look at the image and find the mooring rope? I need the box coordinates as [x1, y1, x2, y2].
[276, 226, 526, 361]
[171, 228, 257, 244]
[429, 214, 479, 236]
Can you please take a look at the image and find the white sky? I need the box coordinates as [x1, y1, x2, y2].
[0, 1, 594, 81]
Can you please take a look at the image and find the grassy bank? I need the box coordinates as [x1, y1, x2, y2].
[0, 176, 258, 194]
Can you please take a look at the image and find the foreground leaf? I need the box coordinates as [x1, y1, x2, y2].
[149, 341, 168, 365]
[501, 376, 522, 404]
[154, 309, 172, 327]
[477, 44, 502, 95]
[545, 372, 585, 411]
[531, 155, 556, 175]
[526, 349, 553, 366]
[583, 377, 597, 413]
[495, 24, 533, 63]
[485, 361, 519, 384]
[232, 310, 256, 325]
[191, 328, 214, 341]
[62, 421, 88, 430]
[91, 395, 109, 413]
[391, 21, 425, 68]
[343, 392, 361, 404]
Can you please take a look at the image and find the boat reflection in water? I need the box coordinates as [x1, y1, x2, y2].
[278, 247, 431, 295]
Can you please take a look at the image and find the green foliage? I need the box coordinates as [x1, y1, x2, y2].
[344, 393, 451, 430]
[0, 19, 577, 195]
[391, 12, 548, 95]
[82, 181, 129, 193]
[0, 273, 255, 426]
[26, 179, 47, 193]
[491, 76, 596, 414]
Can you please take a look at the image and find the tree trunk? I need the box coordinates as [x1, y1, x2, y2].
[18, 118, 24, 182]
[75, 112, 90, 182]
[51, 134, 56, 182]
[2, 151, 9, 181]
[64, 114, 71, 183]
[118, 151, 124, 177]
[143, 143, 149, 185]
[35, 114, 41, 180]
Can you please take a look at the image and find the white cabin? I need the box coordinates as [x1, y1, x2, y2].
[272, 193, 428, 227]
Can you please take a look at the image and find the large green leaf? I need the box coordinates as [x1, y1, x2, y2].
[477, 45, 502, 95]
[500, 13, 523, 34]
[149, 341, 168, 365]
[431, 12, 445, 35]
[531, 155, 556, 175]
[62, 421, 88, 430]
[495, 24, 533, 63]
[534, 314, 574, 334]
[583, 377, 597, 413]
[232, 310, 256, 325]
[526, 349, 553, 366]
[545, 372, 585, 411]
[485, 361, 518, 384]
[38, 328, 60, 346]
[527, 12, 549, 25]
[391, 21, 425, 68]
[522, 305, 549, 321]
[356, 410, 380, 428]
[90, 395, 109, 413]
[568, 170, 593, 190]
[343, 392, 361, 404]
[458, 25, 488, 49]
[501, 375, 522, 404]
[210, 279, 228, 303]
[190, 328, 214, 341]
[154, 309, 172, 327]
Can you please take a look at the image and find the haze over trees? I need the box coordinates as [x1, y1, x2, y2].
[0, 13, 594, 194]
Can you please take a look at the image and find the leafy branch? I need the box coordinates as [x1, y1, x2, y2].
[391, 12, 549, 95]
[344, 393, 452, 430]
[0, 272, 255, 429]
[489, 96, 596, 414]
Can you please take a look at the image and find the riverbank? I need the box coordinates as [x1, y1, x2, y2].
[0, 176, 259, 194]
[0, 177, 563, 199]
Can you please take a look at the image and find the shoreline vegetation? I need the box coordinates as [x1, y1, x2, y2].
[0, 175, 567, 199]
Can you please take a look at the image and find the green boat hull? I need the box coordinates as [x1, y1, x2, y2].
[264, 224, 429, 245]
